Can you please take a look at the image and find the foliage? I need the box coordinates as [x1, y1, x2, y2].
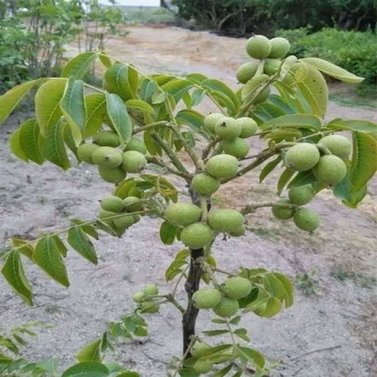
[1, 33, 377, 376]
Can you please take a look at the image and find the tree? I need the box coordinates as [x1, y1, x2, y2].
[0, 35, 376, 376]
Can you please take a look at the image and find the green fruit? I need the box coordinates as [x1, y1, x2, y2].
[193, 360, 213, 374]
[140, 301, 159, 313]
[191, 342, 210, 357]
[132, 291, 144, 303]
[264, 58, 281, 76]
[92, 147, 123, 168]
[313, 155, 347, 186]
[206, 154, 239, 179]
[272, 199, 295, 220]
[268, 37, 290, 58]
[246, 35, 271, 59]
[113, 213, 138, 229]
[143, 284, 159, 296]
[317, 135, 352, 159]
[164, 203, 202, 227]
[213, 297, 239, 317]
[77, 143, 99, 163]
[204, 113, 223, 133]
[192, 288, 222, 309]
[98, 165, 126, 183]
[221, 137, 250, 159]
[241, 74, 271, 103]
[100, 195, 125, 213]
[229, 225, 245, 237]
[284, 143, 320, 171]
[208, 209, 244, 234]
[222, 277, 252, 299]
[214, 117, 242, 140]
[236, 117, 258, 138]
[293, 208, 320, 232]
[288, 184, 315, 205]
[191, 173, 220, 196]
[122, 151, 147, 173]
[236, 62, 258, 84]
[123, 196, 143, 212]
[125, 137, 147, 154]
[93, 131, 120, 147]
[99, 209, 115, 221]
[181, 223, 214, 249]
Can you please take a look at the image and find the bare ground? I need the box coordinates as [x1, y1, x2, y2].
[1, 26, 377, 377]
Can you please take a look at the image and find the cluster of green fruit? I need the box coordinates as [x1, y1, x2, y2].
[98, 194, 143, 235]
[77, 130, 148, 184]
[164, 203, 246, 249]
[132, 284, 160, 314]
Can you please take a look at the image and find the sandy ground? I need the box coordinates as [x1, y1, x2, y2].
[1, 26, 377, 377]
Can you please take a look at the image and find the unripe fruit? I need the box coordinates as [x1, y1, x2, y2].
[313, 155, 347, 186]
[288, 184, 315, 206]
[181, 223, 214, 249]
[246, 35, 271, 59]
[98, 165, 126, 183]
[229, 225, 245, 237]
[123, 196, 143, 212]
[213, 297, 239, 317]
[125, 137, 147, 154]
[208, 209, 244, 234]
[272, 199, 295, 220]
[93, 131, 120, 147]
[143, 284, 159, 296]
[204, 113, 223, 133]
[192, 288, 222, 309]
[221, 137, 250, 159]
[132, 291, 144, 303]
[193, 360, 213, 374]
[113, 213, 138, 229]
[214, 117, 242, 140]
[99, 209, 115, 221]
[268, 37, 290, 58]
[293, 208, 320, 232]
[236, 117, 258, 138]
[140, 301, 159, 313]
[92, 147, 123, 168]
[191, 173, 220, 196]
[317, 135, 352, 159]
[164, 203, 202, 227]
[100, 195, 125, 213]
[206, 154, 239, 179]
[77, 143, 99, 163]
[191, 342, 210, 357]
[222, 277, 252, 299]
[284, 143, 320, 171]
[122, 151, 147, 173]
[236, 62, 258, 84]
[264, 58, 281, 76]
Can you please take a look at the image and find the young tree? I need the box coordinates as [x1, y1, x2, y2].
[0, 35, 376, 376]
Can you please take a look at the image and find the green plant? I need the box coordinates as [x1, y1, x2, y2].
[1, 33, 377, 376]
[295, 270, 321, 296]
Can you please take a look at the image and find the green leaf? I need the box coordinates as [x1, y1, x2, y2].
[327, 119, 377, 135]
[9, 128, 28, 162]
[175, 109, 206, 135]
[261, 114, 322, 131]
[1, 250, 33, 305]
[277, 168, 295, 195]
[52, 235, 68, 257]
[274, 272, 294, 307]
[126, 99, 155, 115]
[99, 53, 112, 68]
[259, 156, 282, 183]
[10, 238, 33, 259]
[104, 63, 138, 100]
[105, 92, 133, 145]
[160, 221, 177, 245]
[238, 347, 265, 369]
[0, 79, 44, 124]
[76, 339, 102, 363]
[161, 79, 193, 102]
[287, 170, 317, 188]
[84, 93, 106, 137]
[62, 362, 109, 377]
[165, 249, 190, 281]
[300, 58, 364, 84]
[334, 175, 368, 208]
[234, 328, 250, 342]
[18, 119, 44, 164]
[68, 225, 98, 264]
[33, 235, 70, 287]
[62, 52, 98, 80]
[35, 78, 67, 136]
[116, 372, 140, 377]
[211, 364, 233, 377]
[202, 330, 229, 336]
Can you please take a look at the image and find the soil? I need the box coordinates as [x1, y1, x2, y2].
[1, 25, 376, 377]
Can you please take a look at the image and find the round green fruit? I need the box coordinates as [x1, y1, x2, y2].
[193, 360, 213, 374]
[93, 131, 120, 147]
[229, 225, 245, 237]
[192, 287, 222, 309]
[208, 208, 244, 234]
[99, 209, 115, 221]
[125, 137, 147, 154]
[140, 301, 159, 314]
[191, 173, 220, 196]
[313, 155, 347, 186]
[123, 196, 143, 212]
[317, 135, 352, 159]
[164, 203, 202, 227]
[205, 154, 239, 179]
[204, 113, 223, 133]
[113, 213, 138, 229]
[288, 184, 315, 206]
[272, 199, 295, 220]
[213, 297, 239, 317]
[264, 58, 281, 75]
[143, 284, 159, 296]
[100, 195, 125, 213]
[92, 147, 123, 168]
[77, 143, 99, 164]
[132, 291, 144, 303]
[221, 137, 250, 159]
[222, 276, 252, 299]
[236, 62, 258, 84]
[181, 223, 214, 249]
[268, 37, 290, 58]
[236, 117, 258, 138]
[98, 165, 126, 183]
[284, 143, 320, 171]
[293, 208, 320, 232]
[246, 35, 271, 59]
[214, 117, 242, 140]
[191, 342, 210, 357]
[122, 151, 147, 173]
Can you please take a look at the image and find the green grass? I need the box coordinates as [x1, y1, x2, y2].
[331, 266, 377, 289]
[122, 6, 177, 24]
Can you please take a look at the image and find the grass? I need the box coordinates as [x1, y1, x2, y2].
[295, 269, 321, 296]
[331, 266, 377, 289]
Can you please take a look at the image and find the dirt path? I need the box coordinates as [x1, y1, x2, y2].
[1, 26, 376, 377]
